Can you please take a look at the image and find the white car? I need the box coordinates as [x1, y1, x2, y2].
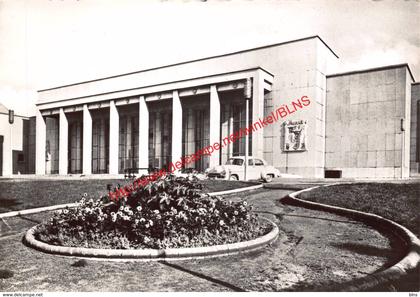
[206, 156, 281, 182]
[173, 168, 207, 180]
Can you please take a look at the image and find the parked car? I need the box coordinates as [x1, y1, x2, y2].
[174, 168, 207, 180]
[205, 156, 281, 182]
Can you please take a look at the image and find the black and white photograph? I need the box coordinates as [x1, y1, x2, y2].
[0, 0, 419, 295]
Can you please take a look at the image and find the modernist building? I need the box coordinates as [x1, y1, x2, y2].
[34, 36, 419, 179]
[0, 103, 36, 176]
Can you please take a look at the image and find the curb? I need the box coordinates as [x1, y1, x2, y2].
[0, 203, 78, 219]
[208, 183, 263, 196]
[23, 217, 278, 261]
[282, 183, 420, 292]
[0, 183, 263, 219]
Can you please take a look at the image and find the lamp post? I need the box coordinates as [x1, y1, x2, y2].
[244, 78, 252, 181]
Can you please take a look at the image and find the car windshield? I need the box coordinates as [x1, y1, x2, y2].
[226, 158, 244, 166]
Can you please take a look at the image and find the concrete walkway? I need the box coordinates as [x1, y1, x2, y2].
[0, 188, 403, 292]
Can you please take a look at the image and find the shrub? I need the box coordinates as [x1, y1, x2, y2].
[36, 175, 270, 249]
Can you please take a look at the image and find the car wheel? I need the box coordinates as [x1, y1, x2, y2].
[229, 174, 239, 181]
[264, 174, 274, 183]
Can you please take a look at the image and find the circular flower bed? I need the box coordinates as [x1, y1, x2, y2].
[35, 175, 271, 250]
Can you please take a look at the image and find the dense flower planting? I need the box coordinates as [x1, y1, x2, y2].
[36, 175, 270, 249]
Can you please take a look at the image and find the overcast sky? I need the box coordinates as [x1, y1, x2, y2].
[0, 0, 419, 116]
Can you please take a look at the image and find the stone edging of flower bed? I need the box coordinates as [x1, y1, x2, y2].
[0, 183, 263, 219]
[0, 203, 79, 219]
[23, 217, 278, 260]
[283, 183, 420, 292]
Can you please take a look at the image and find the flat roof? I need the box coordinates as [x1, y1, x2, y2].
[327, 63, 416, 82]
[36, 67, 274, 106]
[38, 35, 338, 93]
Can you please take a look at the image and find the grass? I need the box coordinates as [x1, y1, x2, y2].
[200, 180, 260, 192]
[0, 178, 258, 213]
[298, 182, 420, 292]
[1, 187, 397, 291]
[298, 182, 420, 237]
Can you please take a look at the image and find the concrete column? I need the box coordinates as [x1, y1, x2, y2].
[245, 98, 249, 180]
[171, 90, 182, 171]
[82, 104, 92, 175]
[59, 108, 68, 175]
[139, 96, 149, 174]
[109, 100, 119, 174]
[252, 72, 265, 159]
[209, 85, 221, 167]
[228, 106, 234, 158]
[35, 109, 46, 175]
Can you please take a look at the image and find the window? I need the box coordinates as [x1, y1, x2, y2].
[248, 159, 253, 166]
[254, 159, 264, 166]
[325, 170, 342, 178]
[226, 158, 244, 166]
[17, 153, 24, 163]
[119, 115, 138, 173]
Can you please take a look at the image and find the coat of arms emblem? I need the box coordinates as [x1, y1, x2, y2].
[283, 120, 307, 151]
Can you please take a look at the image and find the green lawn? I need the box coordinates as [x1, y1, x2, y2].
[0, 178, 258, 213]
[298, 182, 420, 237]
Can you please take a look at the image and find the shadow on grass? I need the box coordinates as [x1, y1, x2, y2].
[158, 260, 247, 292]
[256, 210, 363, 225]
[0, 198, 22, 210]
[330, 242, 396, 260]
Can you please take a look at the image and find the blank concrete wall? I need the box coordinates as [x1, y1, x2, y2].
[410, 83, 420, 174]
[325, 66, 412, 179]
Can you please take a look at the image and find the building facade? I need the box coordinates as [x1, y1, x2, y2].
[0, 103, 36, 176]
[34, 36, 419, 179]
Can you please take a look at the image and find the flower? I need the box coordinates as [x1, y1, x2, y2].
[219, 220, 225, 226]
[154, 210, 160, 214]
[243, 201, 248, 206]
[83, 193, 88, 198]
[136, 206, 142, 212]
[234, 211, 238, 216]
[140, 218, 146, 223]
[149, 220, 154, 226]
[124, 206, 130, 212]
[119, 206, 124, 211]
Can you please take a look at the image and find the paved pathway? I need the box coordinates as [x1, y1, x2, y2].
[0, 188, 404, 291]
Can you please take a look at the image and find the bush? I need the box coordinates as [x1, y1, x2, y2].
[36, 175, 270, 249]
